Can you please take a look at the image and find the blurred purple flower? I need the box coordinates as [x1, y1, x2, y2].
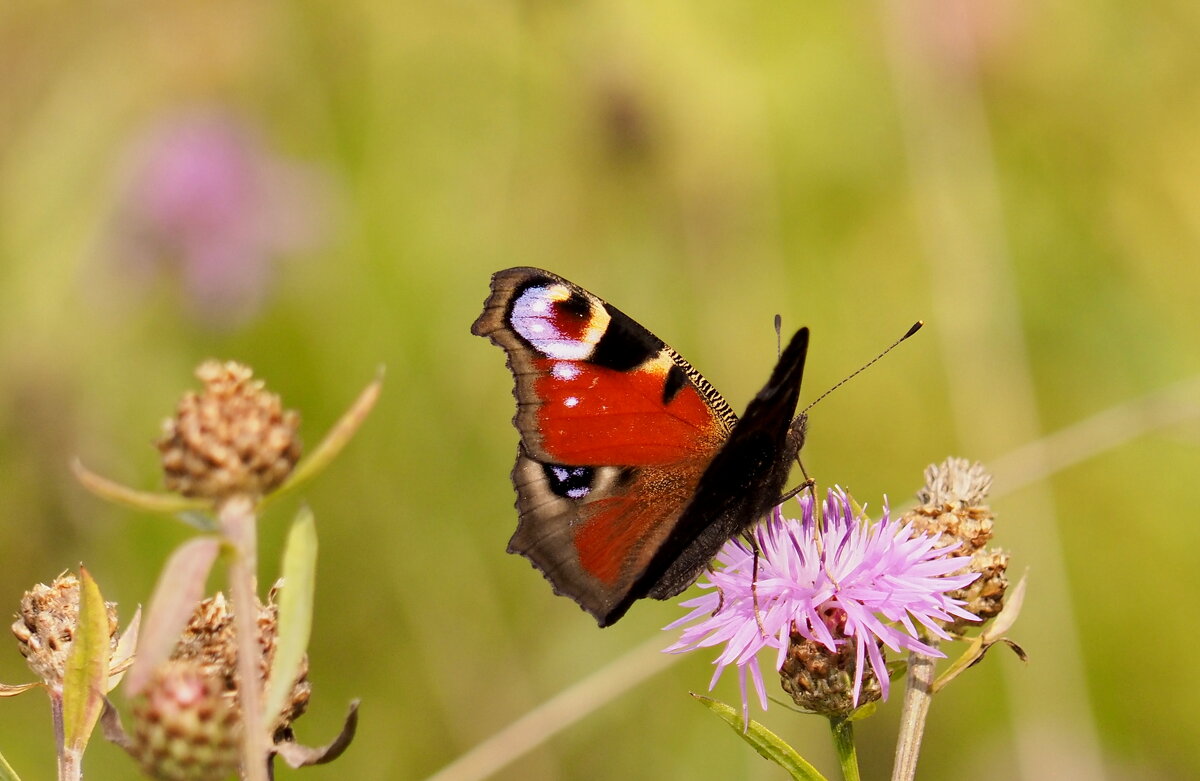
[112, 110, 329, 325]
[664, 487, 978, 722]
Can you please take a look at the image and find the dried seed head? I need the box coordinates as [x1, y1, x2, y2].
[157, 361, 301, 502]
[170, 590, 310, 741]
[904, 457, 995, 554]
[129, 660, 241, 781]
[943, 548, 1011, 633]
[902, 457, 1009, 631]
[11, 573, 118, 687]
[917, 457, 993, 509]
[779, 629, 883, 718]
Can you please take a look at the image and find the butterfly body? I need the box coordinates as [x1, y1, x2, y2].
[473, 267, 809, 626]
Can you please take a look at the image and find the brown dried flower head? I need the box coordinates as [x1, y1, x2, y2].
[779, 628, 883, 718]
[11, 573, 118, 687]
[157, 361, 301, 502]
[905, 457, 995, 553]
[902, 457, 1010, 630]
[129, 660, 241, 781]
[170, 589, 310, 741]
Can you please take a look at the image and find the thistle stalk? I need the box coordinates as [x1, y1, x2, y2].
[891, 639, 938, 781]
[220, 495, 268, 781]
[51, 692, 82, 781]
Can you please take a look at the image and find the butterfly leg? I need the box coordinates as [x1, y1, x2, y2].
[776, 476, 816, 505]
[739, 528, 770, 638]
[708, 561, 727, 616]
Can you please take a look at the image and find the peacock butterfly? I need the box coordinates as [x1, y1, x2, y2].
[472, 267, 810, 627]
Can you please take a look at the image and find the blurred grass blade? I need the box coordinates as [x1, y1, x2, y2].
[107, 606, 141, 692]
[62, 566, 110, 752]
[270, 371, 382, 504]
[691, 694, 828, 781]
[0, 748, 20, 781]
[72, 459, 207, 515]
[265, 507, 317, 725]
[127, 538, 219, 696]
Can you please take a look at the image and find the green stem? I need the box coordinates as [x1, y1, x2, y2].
[220, 496, 269, 781]
[830, 717, 860, 781]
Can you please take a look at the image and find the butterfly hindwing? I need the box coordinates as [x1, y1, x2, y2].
[473, 267, 809, 626]
[508, 447, 707, 624]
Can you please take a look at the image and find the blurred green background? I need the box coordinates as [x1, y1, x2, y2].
[2, 0, 1199, 779]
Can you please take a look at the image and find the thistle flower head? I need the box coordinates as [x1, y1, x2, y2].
[665, 487, 978, 722]
[112, 110, 329, 326]
[157, 361, 302, 503]
[11, 573, 118, 688]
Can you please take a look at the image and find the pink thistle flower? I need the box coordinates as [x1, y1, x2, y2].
[109, 109, 330, 326]
[664, 487, 978, 722]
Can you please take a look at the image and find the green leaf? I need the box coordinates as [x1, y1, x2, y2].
[846, 701, 878, 722]
[267, 372, 382, 506]
[71, 460, 208, 516]
[61, 566, 110, 753]
[126, 538, 220, 696]
[691, 694, 829, 781]
[931, 635, 985, 693]
[0, 747, 21, 781]
[264, 506, 317, 725]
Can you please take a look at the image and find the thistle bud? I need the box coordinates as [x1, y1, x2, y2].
[779, 628, 883, 718]
[128, 661, 240, 781]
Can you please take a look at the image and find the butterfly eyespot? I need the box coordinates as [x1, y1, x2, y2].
[545, 463, 594, 500]
[510, 284, 610, 360]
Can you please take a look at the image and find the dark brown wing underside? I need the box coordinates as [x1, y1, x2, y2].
[507, 447, 708, 626]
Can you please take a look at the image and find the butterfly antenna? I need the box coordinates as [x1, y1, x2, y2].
[801, 320, 924, 415]
[774, 314, 783, 358]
